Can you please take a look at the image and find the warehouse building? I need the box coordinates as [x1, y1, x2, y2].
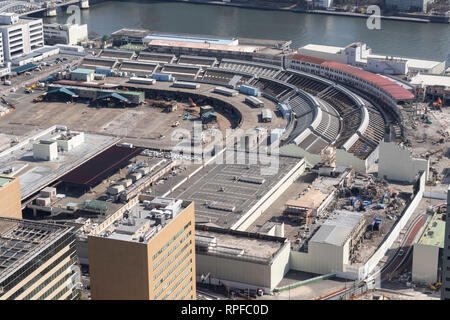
[290, 210, 366, 275]
[0, 217, 79, 300]
[412, 211, 445, 285]
[43, 23, 88, 46]
[195, 225, 290, 292]
[0, 176, 21, 219]
[170, 151, 306, 231]
[88, 196, 196, 300]
[71, 68, 94, 82]
[297, 42, 446, 75]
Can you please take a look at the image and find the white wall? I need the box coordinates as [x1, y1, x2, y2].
[378, 142, 429, 183]
[33, 141, 58, 161]
[412, 243, 440, 284]
[290, 240, 347, 275]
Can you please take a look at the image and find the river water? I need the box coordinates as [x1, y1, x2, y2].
[44, 1, 450, 62]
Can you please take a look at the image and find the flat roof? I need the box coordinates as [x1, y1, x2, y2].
[0, 217, 73, 281]
[409, 74, 450, 88]
[300, 44, 344, 54]
[59, 145, 144, 188]
[310, 210, 363, 246]
[0, 176, 12, 187]
[145, 39, 262, 53]
[170, 150, 303, 228]
[417, 213, 445, 248]
[0, 127, 118, 199]
[92, 197, 191, 244]
[144, 32, 236, 45]
[72, 68, 94, 74]
[195, 225, 286, 262]
[368, 54, 442, 69]
[285, 189, 329, 209]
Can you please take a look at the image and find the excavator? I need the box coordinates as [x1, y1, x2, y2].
[430, 282, 442, 291]
[432, 97, 443, 111]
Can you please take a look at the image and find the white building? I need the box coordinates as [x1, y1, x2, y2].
[32, 130, 85, 161]
[43, 23, 88, 46]
[195, 226, 291, 292]
[297, 42, 446, 75]
[412, 212, 444, 285]
[55, 131, 85, 152]
[314, 0, 334, 9]
[290, 210, 365, 275]
[378, 141, 429, 183]
[33, 140, 58, 161]
[385, 0, 434, 13]
[0, 13, 44, 62]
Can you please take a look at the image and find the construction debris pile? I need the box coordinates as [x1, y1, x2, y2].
[325, 173, 410, 264]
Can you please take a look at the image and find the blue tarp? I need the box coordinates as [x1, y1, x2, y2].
[96, 92, 129, 102]
[47, 87, 77, 96]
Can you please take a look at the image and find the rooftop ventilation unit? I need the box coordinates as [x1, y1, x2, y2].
[208, 202, 236, 212]
[238, 176, 265, 184]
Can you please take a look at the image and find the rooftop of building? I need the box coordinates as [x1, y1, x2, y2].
[195, 225, 288, 263]
[409, 74, 450, 88]
[0, 217, 73, 281]
[310, 210, 364, 246]
[290, 54, 415, 101]
[300, 44, 344, 54]
[285, 188, 329, 209]
[299, 43, 444, 69]
[72, 68, 94, 75]
[0, 126, 118, 200]
[170, 150, 304, 228]
[91, 196, 192, 243]
[417, 213, 445, 248]
[0, 176, 13, 187]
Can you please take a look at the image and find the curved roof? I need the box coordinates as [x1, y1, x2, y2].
[291, 54, 415, 101]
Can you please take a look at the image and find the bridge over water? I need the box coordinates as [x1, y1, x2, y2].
[0, 0, 89, 17]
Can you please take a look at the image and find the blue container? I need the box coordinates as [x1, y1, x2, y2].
[152, 73, 172, 82]
[96, 68, 113, 76]
[278, 103, 291, 119]
[239, 85, 260, 96]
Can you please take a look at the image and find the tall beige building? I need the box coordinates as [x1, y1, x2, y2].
[88, 196, 196, 300]
[0, 217, 79, 300]
[0, 176, 22, 219]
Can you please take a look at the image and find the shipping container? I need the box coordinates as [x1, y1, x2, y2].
[245, 96, 264, 108]
[152, 73, 173, 82]
[213, 86, 238, 97]
[172, 81, 200, 89]
[278, 102, 291, 119]
[261, 109, 272, 122]
[128, 77, 156, 85]
[239, 85, 260, 96]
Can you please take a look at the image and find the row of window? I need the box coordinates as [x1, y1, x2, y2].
[22, 257, 76, 300]
[162, 268, 193, 300]
[152, 221, 191, 261]
[8, 249, 76, 300]
[37, 272, 72, 300]
[0, 233, 76, 295]
[172, 278, 193, 300]
[154, 241, 192, 281]
[154, 249, 192, 290]
[153, 231, 192, 271]
[155, 260, 192, 299]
